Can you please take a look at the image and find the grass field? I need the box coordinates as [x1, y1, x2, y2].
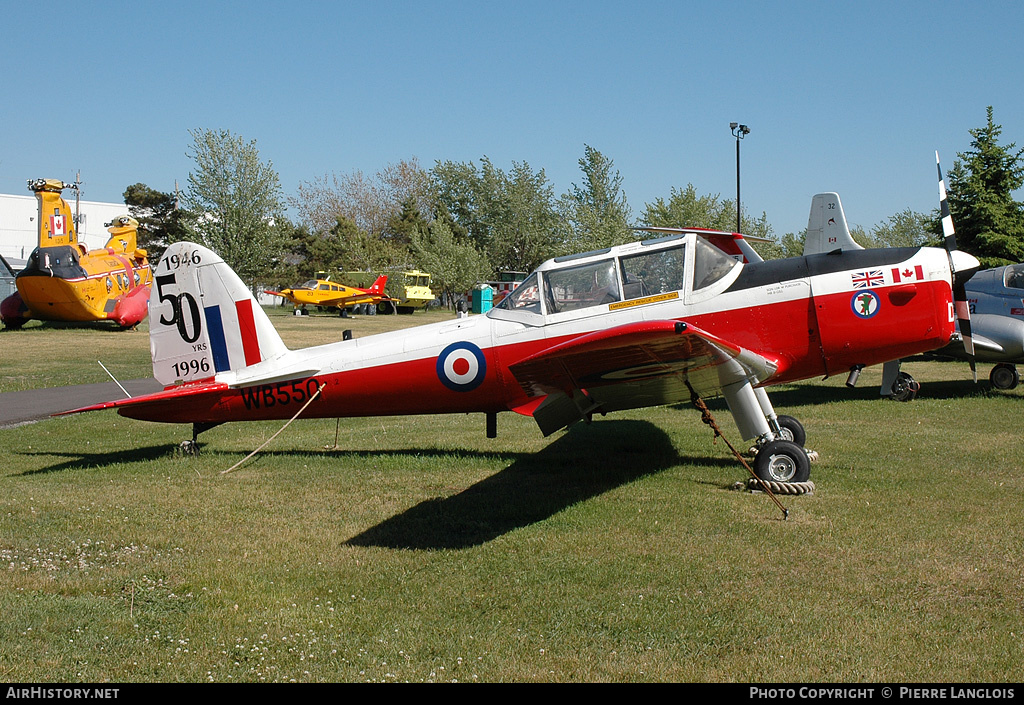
[1, 308, 1022, 682]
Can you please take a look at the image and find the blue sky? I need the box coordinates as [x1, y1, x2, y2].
[2, 1, 1022, 239]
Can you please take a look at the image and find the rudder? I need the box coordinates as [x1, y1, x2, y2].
[367, 275, 388, 295]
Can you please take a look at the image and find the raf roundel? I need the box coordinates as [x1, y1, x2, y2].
[436, 341, 487, 392]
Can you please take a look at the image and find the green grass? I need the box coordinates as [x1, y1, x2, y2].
[1, 311, 1022, 682]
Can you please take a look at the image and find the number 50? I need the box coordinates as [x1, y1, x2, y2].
[155, 273, 202, 343]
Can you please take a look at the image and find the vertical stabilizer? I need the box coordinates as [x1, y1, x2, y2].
[366, 275, 388, 295]
[802, 193, 862, 256]
[29, 179, 77, 247]
[150, 242, 289, 386]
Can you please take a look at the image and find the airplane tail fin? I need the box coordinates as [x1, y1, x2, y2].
[103, 216, 141, 255]
[802, 193, 863, 256]
[149, 242, 289, 386]
[29, 179, 78, 248]
[366, 274, 388, 295]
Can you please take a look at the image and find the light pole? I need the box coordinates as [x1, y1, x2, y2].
[730, 122, 750, 234]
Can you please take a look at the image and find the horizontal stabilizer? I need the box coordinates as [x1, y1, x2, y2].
[56, 380, 229, 417]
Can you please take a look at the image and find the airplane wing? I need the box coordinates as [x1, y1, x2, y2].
[317, 292, 394, 307]
[507, 320, 781, 436]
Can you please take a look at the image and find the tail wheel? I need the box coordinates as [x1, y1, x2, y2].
[775, 415, 806, 446]
[990, 364, 1019, 390]
[753, 440, 810, 484]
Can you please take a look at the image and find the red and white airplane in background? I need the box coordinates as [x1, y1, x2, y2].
[67, 158, 978, 485]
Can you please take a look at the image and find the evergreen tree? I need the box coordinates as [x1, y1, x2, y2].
[941, 106, 1024, 267]
[122, 183, 188, 262]
[387, 195, 430, 245]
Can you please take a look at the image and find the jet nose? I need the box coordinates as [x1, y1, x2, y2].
[951, 250, 981, 286]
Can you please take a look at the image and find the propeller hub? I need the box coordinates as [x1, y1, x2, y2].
[950, 250, 981, 286]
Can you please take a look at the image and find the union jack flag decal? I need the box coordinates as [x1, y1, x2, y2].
[851, 270, 884, 289]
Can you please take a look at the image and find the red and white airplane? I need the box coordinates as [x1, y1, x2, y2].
[66, 163, 978, 485]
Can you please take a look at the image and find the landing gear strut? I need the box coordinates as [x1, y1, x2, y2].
[721, 379, 814, 485]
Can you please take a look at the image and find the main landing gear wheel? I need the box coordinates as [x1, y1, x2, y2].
[990, 363, 1019, 390]
[775, 415, 806, 447]
[753, 440, 811, 484]
[889, 371, 920, 402]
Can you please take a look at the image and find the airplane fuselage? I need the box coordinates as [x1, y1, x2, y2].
[118, 236, 956, 427]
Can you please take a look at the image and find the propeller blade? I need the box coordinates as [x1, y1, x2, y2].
[937, 151, 978, 381]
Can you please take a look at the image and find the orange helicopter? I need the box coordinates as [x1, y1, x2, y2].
[1, 179, 153, 329]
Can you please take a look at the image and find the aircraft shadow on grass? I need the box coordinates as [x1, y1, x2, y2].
[345, 419, 734, 551]
[669, 371, 1000, 414]
[14, 419, 733, 549]
[15, 444, 179, 475]
[765, 378, 997, 407]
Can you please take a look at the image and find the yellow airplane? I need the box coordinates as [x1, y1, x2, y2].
[264, 275, 393, 314]
[0, 179, 153, 329]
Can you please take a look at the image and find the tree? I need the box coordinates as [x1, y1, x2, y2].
[291, 158, 431, 239]
[331, 215, 407, 273]
[285, 221, 348, 281]
[430, 157, 564, 272]
[558, 145, 632, 254]
[410, 216, 491, 307]
[182, 128, 287, 289]
[642, 184, 734, 231]
[122, 183, 188, 262]
[640, 184, 776, 256]
[387, 195, 430, 246]
[863, 209, 932, 249]
[940, 106, 1024, 267]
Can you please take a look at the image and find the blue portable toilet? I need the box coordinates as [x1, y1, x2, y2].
[472, 284, 494, 314]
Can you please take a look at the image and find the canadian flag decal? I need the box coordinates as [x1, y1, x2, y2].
[891, 265, 924, 283]
[50, 208, 65, 237]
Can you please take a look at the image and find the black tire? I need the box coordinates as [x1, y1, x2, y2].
[990, 364, 1019, 391]
[890, 371, 920, 402]
[753, 440, 810, 483]
[775, 415, 806, 447]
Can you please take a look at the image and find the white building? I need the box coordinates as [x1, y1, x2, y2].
[0, 190, 132, 266]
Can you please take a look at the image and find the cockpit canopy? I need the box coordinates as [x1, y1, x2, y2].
[1003, 264, 1024, 290]
[491, 233, 739, 319]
